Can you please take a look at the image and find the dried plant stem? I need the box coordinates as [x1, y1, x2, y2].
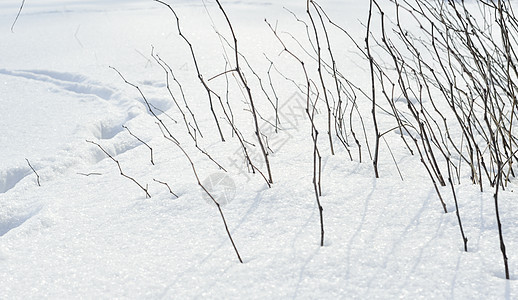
[154, 0, 225, 142]
[447, 157, 468, 252]
[494, 162, 510, 280]
[155, 122, 243, 263]
[111, 66, 225, 172]
[266, 20, 324, 246]
[153, 178, 179, 198]
[215, 0, 273, 184]
[86, 140, 150, 198]
[307, 0, 335, 156]
[366, 0, 381, 178]
[25, 158, 40, 187]
[11, 0, 25, 32]
[122, 125, 154, 165]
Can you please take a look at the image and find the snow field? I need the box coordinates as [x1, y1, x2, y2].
[1, 0, 517, 298]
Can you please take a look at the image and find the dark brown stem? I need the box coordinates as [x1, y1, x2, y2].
[215, 0, 273, 184]
[86, 140, 151, 199]
[307, 0, 335, 155]
[122, 125, 154, 165]
[266, 19, 325, 246]
[447, 157, 468, 252]
[366, 0, 381, 178]
[11, 0, 25, 32]
[153, 178, 179, 198]
[494, 162, 510, 280]
[154, 0, 225, 142]
[25, 158, 40, 187]
[155, 122, 243, 263]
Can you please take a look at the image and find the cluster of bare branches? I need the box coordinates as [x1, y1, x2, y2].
[154, 0, 274, 187]
[297, 0, 514, 279]
[79, 0, 515, 277]
[266, 0, 515, 278]
[110, 64, 243, 262]
[361, 0, 515, 280]
[87, 0, 284, 264]
[266, 10, 325, 246]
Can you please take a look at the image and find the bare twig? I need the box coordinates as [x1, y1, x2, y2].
[153, 178, 179, 198]
[366, 0, 381, 178]
[122, 125, 154, 165]
[25, 158, 40, 187]
[155, 122, 243, 263]
[215, 0, 274, 184]
[77, 172, 102, 176]
[11, 0, 25, 33]
[154, 0, 226, 142]
[86, 140, 151, 199]
[266, 19, 325, 246]
[447, 157, 468, 252]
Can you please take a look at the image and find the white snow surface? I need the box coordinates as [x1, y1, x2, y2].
[1, 0, 517, 299]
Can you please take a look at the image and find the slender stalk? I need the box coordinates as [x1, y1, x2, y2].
[366, 0, 381, 178]
[86, 140, 151, 199]
[215, 0, 273, 184]
[25, 158, 40, 187]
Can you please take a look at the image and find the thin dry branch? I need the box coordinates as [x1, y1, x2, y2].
[25, 158, 40, 187]
[154, 0, 226, 142]
[215, 0, 274, 184]
[155, 122, 243, 263]
[86, 140, 151, 198]
[153, 178, 179, 198]
[11, 0, 25, 33]
[122, 125, 154, 165]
